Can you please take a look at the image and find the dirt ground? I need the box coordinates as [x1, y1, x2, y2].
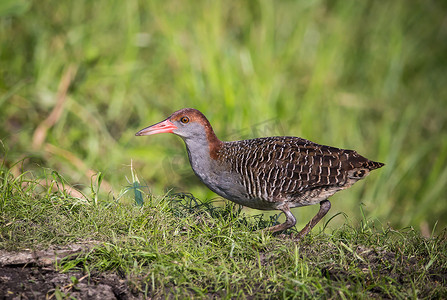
[1, 241, 445, 299]
[0, 244, 140, 300]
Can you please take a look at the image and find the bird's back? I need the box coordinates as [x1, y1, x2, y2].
[217, 136, 384, 208]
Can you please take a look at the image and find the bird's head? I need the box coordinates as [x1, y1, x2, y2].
[135, 108, 216, 142]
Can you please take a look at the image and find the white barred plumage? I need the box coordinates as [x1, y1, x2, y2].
[136, 108, 384, 238]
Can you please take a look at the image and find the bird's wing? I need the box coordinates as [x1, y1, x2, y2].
[252, 137, 372, 195]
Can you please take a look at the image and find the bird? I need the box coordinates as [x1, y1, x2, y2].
[136, 108, 384, 238]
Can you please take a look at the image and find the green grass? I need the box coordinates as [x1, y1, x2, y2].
[1, 168, 446, 298]
[1, 0, 447, 234]
[1, 3, 447, 297]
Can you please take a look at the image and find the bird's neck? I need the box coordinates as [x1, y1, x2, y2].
[181, 129, 223, 180]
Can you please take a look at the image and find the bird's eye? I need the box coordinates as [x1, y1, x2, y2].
[180, 116, 189, 124]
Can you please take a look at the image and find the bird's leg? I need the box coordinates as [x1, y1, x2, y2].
[266, 204, 297, 233]
[296, 200, 331, 239]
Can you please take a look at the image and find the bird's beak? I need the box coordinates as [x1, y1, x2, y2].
[135, 119, 178, 136]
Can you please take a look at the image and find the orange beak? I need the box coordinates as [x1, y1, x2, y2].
[135, 119, 178, 136]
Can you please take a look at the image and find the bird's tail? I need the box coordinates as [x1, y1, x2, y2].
[365, 160, 385, 170]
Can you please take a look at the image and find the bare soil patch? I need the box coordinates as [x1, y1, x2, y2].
[0, 244, 138, 299]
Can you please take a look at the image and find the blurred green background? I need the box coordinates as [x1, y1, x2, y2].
[1, 0, 446, 234]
